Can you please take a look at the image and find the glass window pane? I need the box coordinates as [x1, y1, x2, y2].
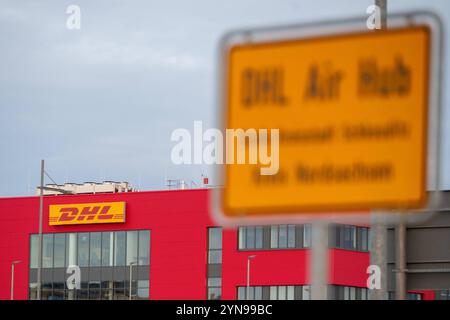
[351, 226, 356, 249]
[288, 225, 296, 248]
[102, 232, 113, 267]
[255, 286, 262, 300]
[66, 233, 77, 267]
[255, 227, 263, 249]
[208, 250, 222, 264]
[335, 225, 342, 248]
[208, 277, 221, 287]
[208, 287, 221, 300]
[361, 228, 368, 251]
[248, 287, 254, 300]
[78, 233, 89, 267]
[42, 234, 53, 268]
[208, 228, 222, 249]
[138, 280, 149, 288]
[361, 288, 368, 300]
[30, 235, 38, 268]
[270, 226, 278, 249]
[126, 231, 138, 265]
[287, 286, 295, 300]
[302, 286, 310, 300]
[303, 224, 311, 248]
[237, 287, 245, 300]
[89, 232, 101, 267]
[114, 231, 126, 266]
[246, 227, 255, 249]
[344, 286, 350, 300]
[279, 225, 287, 248]
[137, 287, 149, 299]
[138, 230, 150, 266]
[350, 287, 356, 300]
[278, 286, 287, 300]
[270, 286, 277, 300]
[238, 227, 245, 249]
[54, 233, 65, 268]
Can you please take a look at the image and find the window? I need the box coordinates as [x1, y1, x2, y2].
[278, 226, 287, 248]
[30, 235, 38, 268]
[90, 233, 101, 267]
[126, 231, 138, 265]
[207, 227, 222, 300]
[239, 285, 309, 300]
[288, 225, 296, 248]
[137, 280, 150, 300]
[331, 285, 369, 300]
[303, 224, 311, 248]
[406, 293, 422, 300]
[270, 226, 278, 248]
[246, 227, 255, 249]
[101, 232, 113, 267]
[287, 286, 295, 300]
[271, 225, 296, 249]
[114, 231, 126, 266]
[42, 234, 53, 268]
[89, 281, 101, 300]
[78, 233, 90, 267]
[435, 290, 450, 300]
[237, 286, 263, 300]
[333, 225, 369, 252]
[302, 285, 311, 300]
[239, 225, 309, 250]
[359, 227, 369, 251]
[207, 228, 222, 264]
[138, 230, 150, 266]
[29, 230, 151, 300]
[238, 226, 263, 250]
[207, 287, 221, 300]
[54, 233, 66, 268]
[343, 226, 356, 250]
[278, 286, 287, 300]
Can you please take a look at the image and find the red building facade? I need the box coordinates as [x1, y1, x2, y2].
[0, 189, 432, 300]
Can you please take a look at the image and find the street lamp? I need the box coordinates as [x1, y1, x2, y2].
[36, 160, 74, 300]
[11, 260, 22, 300]
[129, 261, 137, 300]
[246, 255, 256, 300]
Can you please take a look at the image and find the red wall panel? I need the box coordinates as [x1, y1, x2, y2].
[329, 249, 370, 287]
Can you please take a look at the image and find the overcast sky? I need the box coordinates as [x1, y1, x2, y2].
[0, 0, 449, 196]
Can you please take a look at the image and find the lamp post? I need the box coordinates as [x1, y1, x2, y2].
[129, 261, 137, 300]
[36, 160, 74, 300]
[11, 260, 22, 300]
[246, 255, 256, 300]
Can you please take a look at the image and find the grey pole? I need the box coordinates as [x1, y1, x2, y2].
[10, 260, 21, 300]
[375, 0, 387, 29]
[246, 255, 255, 300]
[369, 0, 389, 301]
[129, 261, 136, 300]
[369, 215, 388, 299]
[37, 159, 44, 300]
[395, 215, 407, 300]
[311, 222, 329, 300]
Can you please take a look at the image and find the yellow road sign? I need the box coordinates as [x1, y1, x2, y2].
[222, 26, 430, 217]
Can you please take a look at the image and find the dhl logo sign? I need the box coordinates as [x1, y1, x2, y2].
[49, 202, 126, 226]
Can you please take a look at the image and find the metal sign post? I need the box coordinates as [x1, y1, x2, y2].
[311, 222, 329, 300]
[369, 0, 389, 301]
